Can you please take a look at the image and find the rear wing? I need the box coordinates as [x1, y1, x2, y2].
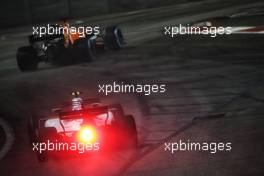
[59, 106, 108, 119]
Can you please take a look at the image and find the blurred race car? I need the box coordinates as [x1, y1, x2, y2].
[17, 21, 125, 71]
[28, 92, 137, 162]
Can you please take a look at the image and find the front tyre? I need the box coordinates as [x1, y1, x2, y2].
[16, 46, 39, 71]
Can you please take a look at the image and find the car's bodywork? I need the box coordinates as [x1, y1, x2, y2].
[17, 22, 125, 71]
[28, 97, 137, 162]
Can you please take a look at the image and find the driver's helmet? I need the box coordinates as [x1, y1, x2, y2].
[71, 91, 83, 111]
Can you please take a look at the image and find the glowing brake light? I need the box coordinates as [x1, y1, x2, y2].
[77, 126, 97, 143]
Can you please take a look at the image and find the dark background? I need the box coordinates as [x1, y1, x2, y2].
[0, 0, 191, 28]
[0, 0, 264, 175]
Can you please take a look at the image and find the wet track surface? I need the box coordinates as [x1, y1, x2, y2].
[0, 0, 264, 175]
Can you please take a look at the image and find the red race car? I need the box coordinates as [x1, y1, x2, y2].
[28, 92, 137, 162]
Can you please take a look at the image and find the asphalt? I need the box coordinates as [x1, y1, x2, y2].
[0, 0, 264, 175]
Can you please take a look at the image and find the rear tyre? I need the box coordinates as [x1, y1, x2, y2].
[36, 127, 57, 163]
[46, 44, 64, 65]
[109, 104, 125, 120]
[27, 116, 49, 163]
[27, 116, 38, 146]
[16, 46, 39, 71]
[124, 115, 138, 148]
[36, 149, 49, 163]
[104, 26, 125, 50]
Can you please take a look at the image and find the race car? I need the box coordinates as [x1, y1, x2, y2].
[28, 92, 137, 162]
[17, 21, 125, 71]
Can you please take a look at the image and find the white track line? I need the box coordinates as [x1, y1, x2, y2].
[0, 117, 15, 160]
[230, 26, 264, 34]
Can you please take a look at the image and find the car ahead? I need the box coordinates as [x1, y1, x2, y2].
[17, 21, 125, 72]
[28, 92, 137, 162]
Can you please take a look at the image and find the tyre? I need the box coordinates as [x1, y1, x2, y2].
[74, 36, 96, 62]
[36, 127, 57, 163]
[109, 104, 125, 120]
[46, 44, 66, 65]
[27, 116, 38, 145]
[123, 115, 138, 148]
[16, 46, 39, 71]
[104, 26, 125, 50]
[36, 148, 49, 163]
[46, 45, 57, 63]
[27, 116, 49, 162]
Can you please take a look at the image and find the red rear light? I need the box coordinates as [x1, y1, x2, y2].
[77, 126, 97, 143]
